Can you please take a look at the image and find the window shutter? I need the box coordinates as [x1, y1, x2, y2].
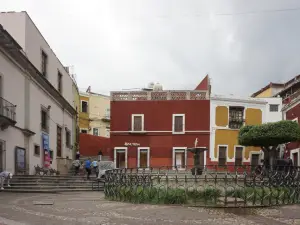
[174, 116, 183, 132]
[134, 116, 142, 131]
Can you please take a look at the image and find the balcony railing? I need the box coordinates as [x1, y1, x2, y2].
[111, 90, 209, 101]
[0, 97, 16, 122]
[283, 89, 300, 103]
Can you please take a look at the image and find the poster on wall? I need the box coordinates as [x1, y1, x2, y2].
[15, 147, 25, 172]
[42, 134, 50, 167]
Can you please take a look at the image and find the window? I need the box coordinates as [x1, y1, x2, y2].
[235, 146, 243, 166]
[138, 148, 150, 168]
[41, 50, 48, 77]
[172, 114, 185, 133]
[81, 129, 88, 134]
[105, 108, 110, 119]
[65, 128, 71, 148]
[229, 107, 244, 129]
[58, 71, 63, 94]
[57, 125, 62, 157]
[218, 146, 227, 166]
[34, 145, 40, 156]
[131, 114, 144, 131]
[41, 108, 49, 132]
[173, 148, 186, 169]
[106, 128, 110, 137]
[269, 104, 279, 112]
[81, 101, 88, 113]
[93, 128, 99, 136]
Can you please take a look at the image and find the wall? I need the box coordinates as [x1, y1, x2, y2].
[89, 94, 110, 137]
[79, 134, 110, 156]
[0, 40, 73, 174]
[285, 102, 300, 151]
[79, 95, 89, 130]
[0, 12, 74, 106]
[260, 97, 283, 122]
[210, 97, 267, 165]
[111, 100, 210, 168]
[256, 88, 273, 98]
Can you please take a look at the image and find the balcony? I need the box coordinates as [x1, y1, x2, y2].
[111, 90, 209, 101]
[0, 97, 16, 130]
[101, 114, 110, 122]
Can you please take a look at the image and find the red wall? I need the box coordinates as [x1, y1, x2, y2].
[79, 134, 110, 157]
[110, 100, 210, 168]
[285, 103, 300, 151]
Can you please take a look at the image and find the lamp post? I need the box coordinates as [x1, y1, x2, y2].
[98, 150, 103, 161]
[187, 138, 208, 175]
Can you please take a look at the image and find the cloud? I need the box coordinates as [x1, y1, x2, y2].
[1, 0, 300, 96]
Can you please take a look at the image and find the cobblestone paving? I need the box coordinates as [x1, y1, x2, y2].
[0, 192, 299, 225]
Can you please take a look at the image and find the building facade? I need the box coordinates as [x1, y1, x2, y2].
[110, 78, 210, 169]
[209, 95, 282, 168]
[0, 12, 77, 174]
[79, 88, 110, 138]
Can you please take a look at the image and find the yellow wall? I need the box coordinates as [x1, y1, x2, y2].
[79, 95, 89, 129]
[255, 88, 272, 98]
[214, 106, 262, 162]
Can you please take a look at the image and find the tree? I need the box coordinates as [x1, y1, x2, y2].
[238, 120, 300, 167]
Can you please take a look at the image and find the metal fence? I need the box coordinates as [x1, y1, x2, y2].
[104, 165, 300, 208]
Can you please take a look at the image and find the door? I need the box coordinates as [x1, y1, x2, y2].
[116, 151, 125, 168]
[251, 154, 259, 168]
[293, 152, 298, 166]
[139, 150, 148, 168]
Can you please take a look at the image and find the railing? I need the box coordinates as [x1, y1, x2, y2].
[111, 90, 208, 101]
[283, 89, 300, 103]
[0, 97, 16, 121]
[104, 165, 300, 208]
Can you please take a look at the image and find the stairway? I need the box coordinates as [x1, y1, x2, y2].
[0, 175, 104, 193]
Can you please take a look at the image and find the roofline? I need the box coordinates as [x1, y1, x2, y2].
[211, 96, 267, 105]
[251, 82, 284, 97]
[0, 24, 77, 116]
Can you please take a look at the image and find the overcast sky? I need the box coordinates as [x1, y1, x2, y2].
[2, 0, 300, 96]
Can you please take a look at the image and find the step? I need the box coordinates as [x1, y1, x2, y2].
[0, 188, 103, 193]
[8, 184, 97, 187]
[8, 181, 99, 185]
[5, 185, 99, 189]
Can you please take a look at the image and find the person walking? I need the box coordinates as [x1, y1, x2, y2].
[92, 159, 98, 176]
[85, 158, 92, 180]
[72, 159, 81, 176]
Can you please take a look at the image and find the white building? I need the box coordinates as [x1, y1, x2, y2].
[0, 12, 77, 174]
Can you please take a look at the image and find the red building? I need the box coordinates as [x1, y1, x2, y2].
[275, 75, 300, 165]
[110, 76, 210, 169]
[79, 134, 110, 158]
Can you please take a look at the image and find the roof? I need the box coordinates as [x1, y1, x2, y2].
[195, 75, 209, 91]
[251, 82, 284, 97]
[211, 94, 268, 105]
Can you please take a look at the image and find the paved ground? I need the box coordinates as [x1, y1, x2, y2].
[0, 192, 300, 225]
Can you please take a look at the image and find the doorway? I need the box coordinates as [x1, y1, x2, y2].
[173, 149, 186, 169]
[115, 148, 127, 168]
[138, 148, 149, 168]
[251, 153, 259, 168]
[0, 140, 5, 171]
[293, 152, 298, 166]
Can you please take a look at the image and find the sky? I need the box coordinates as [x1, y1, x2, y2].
[1, 0, 300, 96]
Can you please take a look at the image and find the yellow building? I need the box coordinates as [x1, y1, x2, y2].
[209, 95, 282, 166]
[79, 87, 110, 137]
[251, 82, 284, 98]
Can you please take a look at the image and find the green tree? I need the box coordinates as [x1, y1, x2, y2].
[238, 120, 300, 167]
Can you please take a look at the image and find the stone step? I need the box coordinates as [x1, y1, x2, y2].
[8, 183, 99, 187]
[6, 185, 100, 189]
[0, 188, 103, 193]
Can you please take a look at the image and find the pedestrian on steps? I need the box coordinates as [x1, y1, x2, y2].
[72, 159, 81, 176]
[0, 171, 13, 190]
[85, 158, 92, 180]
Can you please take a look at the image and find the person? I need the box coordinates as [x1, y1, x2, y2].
[76, 151, 80, 160]
[92, 159, 98, 176]
[96, 159, 101, 178]
[72, 159, 81, 175]
[85, 158, 91, 180]
[0, 171, 13, 190]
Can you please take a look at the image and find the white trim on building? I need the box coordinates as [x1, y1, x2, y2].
[114, 147, 128, 168]
[172, 147, 187, 170]
[172, 114, 185, 134]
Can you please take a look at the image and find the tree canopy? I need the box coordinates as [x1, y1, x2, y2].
[238, 120, 300, 148]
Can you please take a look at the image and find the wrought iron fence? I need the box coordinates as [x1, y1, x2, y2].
[104, 165, 300, 208]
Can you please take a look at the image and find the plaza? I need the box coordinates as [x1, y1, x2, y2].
[0, 192, 299, 225]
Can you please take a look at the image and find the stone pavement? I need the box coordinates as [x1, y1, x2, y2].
[0, 192, 300, 225]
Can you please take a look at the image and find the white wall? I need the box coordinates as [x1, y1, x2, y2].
[0, 11, 74, 107]
[259, 97, 283, 122]
[0, 42, 73, 174]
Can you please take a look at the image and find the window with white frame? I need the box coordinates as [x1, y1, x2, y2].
[138, 148, 150, 168]
[105, 108, 110, 119]
[172, 114, 185, 133]
[106, 128, 110, 137]
[93, 128, 99, 136]
[173, 148, 186, 169]
[218, 146, 227, 166]
[235, 146, 243, 166]
[81, 101, 88, 113]
[132, 114, 144, 131]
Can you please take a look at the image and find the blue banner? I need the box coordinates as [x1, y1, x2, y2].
[42, 133, 49, 153]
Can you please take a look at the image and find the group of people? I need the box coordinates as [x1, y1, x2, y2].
[72, 151, 101, 180]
